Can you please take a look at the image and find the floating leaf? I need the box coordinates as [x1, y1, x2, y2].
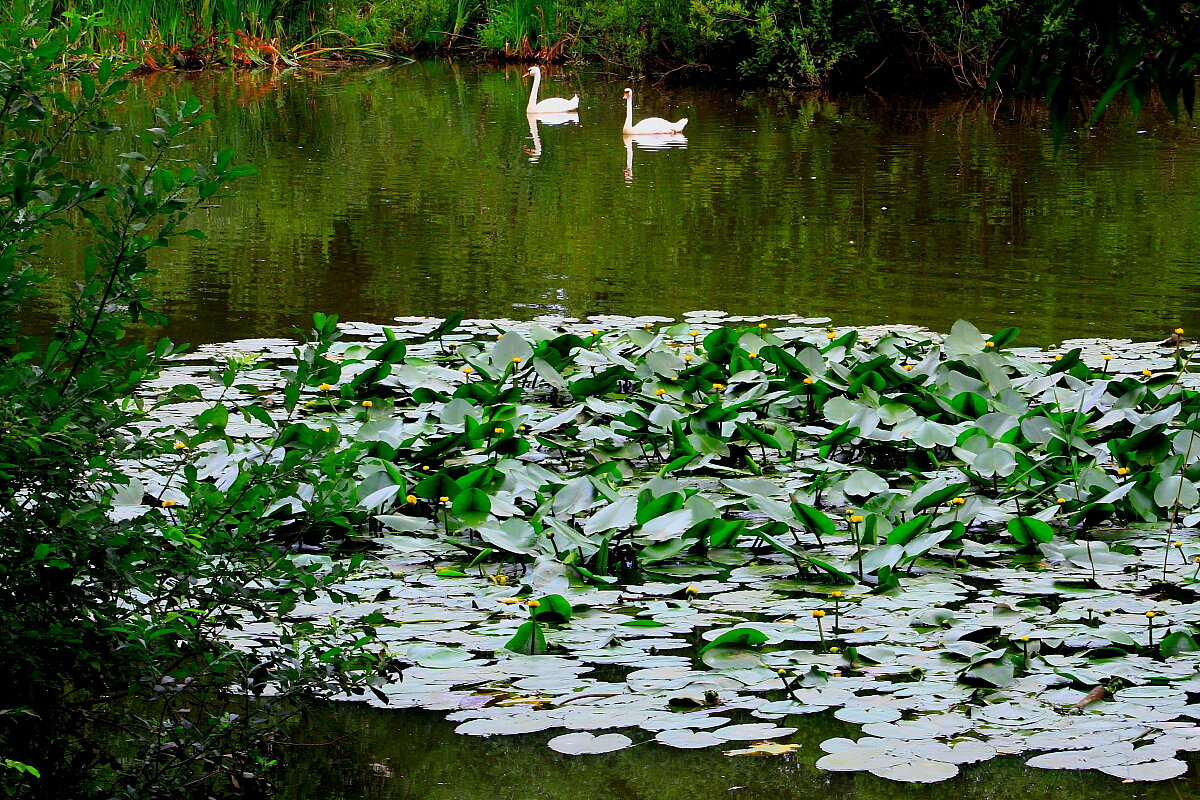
[710, 723, 797, 741]
[870, 759, 960, 783]
[724, 741, 801, 757]
[547, 732, 633, 755]
[655, 729, 724, 749]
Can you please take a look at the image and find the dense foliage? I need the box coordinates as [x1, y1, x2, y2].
[0, 8, 387, 798]
[35, 2, 1200, 118]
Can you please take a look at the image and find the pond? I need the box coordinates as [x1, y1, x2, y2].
[42, 60, 1200, 348]
[55, 62, 1200, 796]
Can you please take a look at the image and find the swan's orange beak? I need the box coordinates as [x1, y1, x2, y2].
[622, 89, 631, 99]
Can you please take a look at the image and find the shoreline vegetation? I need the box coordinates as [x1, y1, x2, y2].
[19, 3, 1195, 85]
[19, 2, 1196, 144]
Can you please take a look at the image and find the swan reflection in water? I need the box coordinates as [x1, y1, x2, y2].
[623, 133, 688, 182]
[525, 112, 579, 162]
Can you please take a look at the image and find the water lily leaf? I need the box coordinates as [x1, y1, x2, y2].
[698, 627, 770, 654]
[911, 607, 957, 627]
[655, 729, 724, 749]
[640, 538, 692, 563]
[412, 646, 479, 668]
[843, 469, 889, 497]
[477, 519, 540, 555]
[700, 645, 766, 670]
[490, 332, 533, 368]
[553, 477, 596, 515]
[638, 508, 695, 542]
[939, 740, 997, 764]
[531, 594, 573, 624]
[757, 700, 829, 716]
[711, 723, 797, 741]
[505, 620, 547, 655]
[1007, 516, 1055, 546]
[945, 320, 987, 357]
[1154, 476, 1199, 509]
[1093, 628, 1138, 647]
[963, 658, 1016, 687]
[852, 645, 897, 664]
[583, 497, 638, 534]
[1025, 745, 1129, 770]
[376, 514, 434, 533]
[452, 488, 492, 527]
[815, 747, 900, 772]
[1160, 630, 1200, 657]
[870, 759, 960, 783]
[1098, 759, 1190, 781]
[547, 732, 633, 755]
[819, 737, 860, 753]
[724, 741, 801, 756]
[835, 706, 902, 724]
[455, 715, 558, 736]
[973, 447, 1017, 477]
[722, 478, 788, 497]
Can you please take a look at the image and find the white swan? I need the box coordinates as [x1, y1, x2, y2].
[622, 87, 687, 135]
[524, 66, 579, 113]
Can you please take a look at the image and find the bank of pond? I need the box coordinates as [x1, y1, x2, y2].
[128, 312, 1200, 790]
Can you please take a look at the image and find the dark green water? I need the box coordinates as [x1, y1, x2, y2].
[43, 61, 1200, 347]
[280, 704, 1198, 800]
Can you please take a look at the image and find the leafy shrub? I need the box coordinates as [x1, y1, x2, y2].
[0, 7, 388, 797]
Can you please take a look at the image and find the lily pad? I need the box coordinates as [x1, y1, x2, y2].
[547, 732, 634, 755]
[655, 729, 725, 749]
[870, 759, 960, 783]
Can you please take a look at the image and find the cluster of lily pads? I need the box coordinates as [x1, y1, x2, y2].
[126, 312, 1200, 782]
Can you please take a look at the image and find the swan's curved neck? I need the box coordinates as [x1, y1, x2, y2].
[624, 93, 633, 131]
[527, 71, 542, 112]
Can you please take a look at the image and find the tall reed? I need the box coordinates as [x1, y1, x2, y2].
[478, 0, 567, 59]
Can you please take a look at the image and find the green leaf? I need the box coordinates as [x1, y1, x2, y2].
[963, 658, 1016, 687]
[950, 391, 989, 419]
[195, 404, 229, 433]
[698, 627, 769, 655]
[637, 490, 685, 525]
[1160, 631, 1200, 657]
[886, 515, 932, 546]
[913, 483, 969, 512]
[505, 619, 547, 655]
[988, 327, 1020, 348]
[451, 488, 491, 527]
[530, 594, 573, 624]
[792, 502, 835, 538]
[1007, 516, 1055, 546]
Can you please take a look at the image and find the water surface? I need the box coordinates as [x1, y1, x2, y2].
[278, 704, 1199, 800]
[43, 62, 1200, 346]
